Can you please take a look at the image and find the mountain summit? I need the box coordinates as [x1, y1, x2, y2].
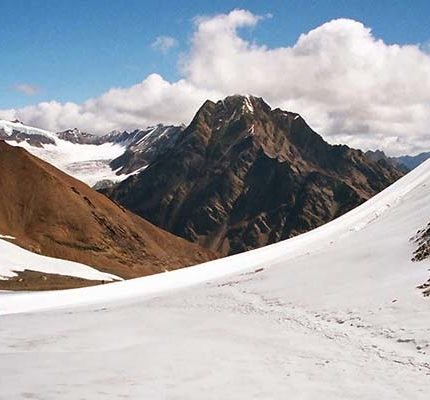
[103, 95, 404, 255]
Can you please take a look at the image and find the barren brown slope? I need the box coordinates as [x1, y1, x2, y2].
[0, 141, 215, 282]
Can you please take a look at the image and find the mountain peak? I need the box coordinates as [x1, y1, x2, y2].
[216, 94, 272, 115]
[56, 127, 96, 144]
[106, 95, 404, 255]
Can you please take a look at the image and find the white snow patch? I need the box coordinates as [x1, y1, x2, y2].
[0, 234, 15, 240]
[0, 119, 57, 140]
[7, 138, 127, 186]
[243, 96, 254, 113]
[0, 239, 122, 282]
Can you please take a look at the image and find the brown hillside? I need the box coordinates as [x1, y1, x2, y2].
[0, 141, 215, 284]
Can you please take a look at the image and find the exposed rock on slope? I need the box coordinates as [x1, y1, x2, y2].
[411, 222, 430, 296]
[411, 222, 430, 262]
[109, 125, 183, 174]
[104, 95, 404, 255]
[0, 141, 215, 287]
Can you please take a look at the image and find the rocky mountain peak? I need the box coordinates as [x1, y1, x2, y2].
[104, 95, 405, 256]
[56, 128, 96, 143]
[182, 94, 325, 170]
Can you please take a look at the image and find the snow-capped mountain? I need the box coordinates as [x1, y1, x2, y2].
[0, 119, 57, 146]
[109, 125, 183, 174]
[105, 95, 404, 255]
[0, 119, 183, 187]
[0, 157, 429, 399]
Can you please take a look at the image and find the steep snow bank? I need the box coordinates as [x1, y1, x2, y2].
[0, 161, 429, 400]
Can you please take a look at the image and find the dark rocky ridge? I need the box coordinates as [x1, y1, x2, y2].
[0, 127, 55, 147]
[103, 95, 404, 255]
[109, 125, 183, 174]
[366, 149, 430, 172]
[395, 152, 430, 170]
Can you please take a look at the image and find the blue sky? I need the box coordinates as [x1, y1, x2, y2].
[1, 0, 430, 109]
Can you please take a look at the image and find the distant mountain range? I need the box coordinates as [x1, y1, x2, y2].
[0, 119, 183, 187]
[365, 149, 430, 172]
[2, 95, 424, 258]
[2, 111, 427, 190]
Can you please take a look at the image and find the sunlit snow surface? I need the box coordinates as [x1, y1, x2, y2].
[0, 119, 57, 140]
[8, 139, 127, 186]
[1, 119, 127, 186]
[1, 161, 430, 399]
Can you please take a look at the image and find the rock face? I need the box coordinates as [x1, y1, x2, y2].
[56, 128, 99, 144]
[104, 95, 404, 255]
[411, 222, 430, 262]
[0, 141, 215, 285]
[108, 125, 184, 174]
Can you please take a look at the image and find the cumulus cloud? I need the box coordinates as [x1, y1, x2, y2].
[2, 9, 430, 155]
[14, 83, 39, 96]
[151, 35, 178, 53]
[0, 74, 221, 133]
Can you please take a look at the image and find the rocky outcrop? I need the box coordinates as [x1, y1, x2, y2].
[104, 95, 404, 255]
[411, 222, 430, 262]
[109, 125, 183, 174]
[0, 127, 55, 147]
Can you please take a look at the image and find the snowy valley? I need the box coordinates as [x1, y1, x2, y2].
[0, 119, 182, 187]
[0, 157, 429, 399]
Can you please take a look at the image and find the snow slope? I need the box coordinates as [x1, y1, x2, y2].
[0, 239, 121, 281]
[0, 160, 429, 399]
[0, 119, 57, 140]
[13, 139, 127, 186]
[0, 120, 182, 186]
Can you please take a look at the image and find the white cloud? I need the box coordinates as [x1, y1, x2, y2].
[2, 9, 430, 156]
[151, 35, 178, 53]
[14, 83, 39, 96]
[0, 74, 220, 134]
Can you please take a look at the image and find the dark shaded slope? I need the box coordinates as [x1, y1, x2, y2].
[105, 95, 404, 255]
